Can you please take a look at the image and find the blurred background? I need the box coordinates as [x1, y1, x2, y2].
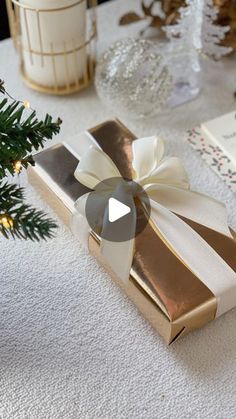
[0, 0, 109, 40]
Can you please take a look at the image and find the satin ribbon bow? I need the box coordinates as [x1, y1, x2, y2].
[73, 136, 235, 317]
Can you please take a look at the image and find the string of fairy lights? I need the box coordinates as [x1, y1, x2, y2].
[0, 81, 32, 230]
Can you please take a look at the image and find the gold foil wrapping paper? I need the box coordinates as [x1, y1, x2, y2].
[28, 120, 236, 344]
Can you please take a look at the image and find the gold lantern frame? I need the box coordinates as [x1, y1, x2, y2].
[6, 0, 97, 95]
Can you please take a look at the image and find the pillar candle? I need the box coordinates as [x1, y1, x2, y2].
[20, 0, 87, 89]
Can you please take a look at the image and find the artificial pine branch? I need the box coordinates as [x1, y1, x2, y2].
[0, 95, 61, 178]
[0, 80, 61, 241]
[0, 180, 58, 239]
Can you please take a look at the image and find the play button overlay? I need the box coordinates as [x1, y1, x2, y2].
[85, 177, 151, 242]
[108, 198, 131, 223]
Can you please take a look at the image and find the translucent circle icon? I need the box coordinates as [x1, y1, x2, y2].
[85, 177, 151, 242]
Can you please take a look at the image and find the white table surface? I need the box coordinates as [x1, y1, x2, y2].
[0, 0, 236, 418]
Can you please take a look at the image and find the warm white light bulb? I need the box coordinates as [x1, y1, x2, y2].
[0, 216, 13, 229]
[23, 100, 31, 109]
[14, 160, 22, 174]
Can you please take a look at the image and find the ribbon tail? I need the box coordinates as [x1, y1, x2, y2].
[71, 193, 91, 248]
[144, 184, 232, 238]
[149, 200, 236, 317]
[100, 187, 137, 283]
[100, 238, 135, 284]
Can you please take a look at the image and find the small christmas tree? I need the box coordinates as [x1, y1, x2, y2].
[165, 0, 232, 60]
[201, 0, 232, 58]
[0, 80, 61, 240]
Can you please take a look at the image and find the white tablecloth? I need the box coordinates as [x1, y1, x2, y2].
[0, 1, 236, 418]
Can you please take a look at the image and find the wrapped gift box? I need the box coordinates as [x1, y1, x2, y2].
[28, 120, 236, 344]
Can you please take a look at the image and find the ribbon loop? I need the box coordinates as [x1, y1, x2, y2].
[74, 146, 122, 189]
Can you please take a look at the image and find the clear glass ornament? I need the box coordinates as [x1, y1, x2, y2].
[95, 39, 173, 119]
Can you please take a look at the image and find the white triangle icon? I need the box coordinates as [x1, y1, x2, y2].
[108, 197, 131, 223]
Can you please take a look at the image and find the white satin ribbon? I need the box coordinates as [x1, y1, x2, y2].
[67, 132, 236, 317]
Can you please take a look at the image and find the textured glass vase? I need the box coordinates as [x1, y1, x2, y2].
[163, 44, 202, 107]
